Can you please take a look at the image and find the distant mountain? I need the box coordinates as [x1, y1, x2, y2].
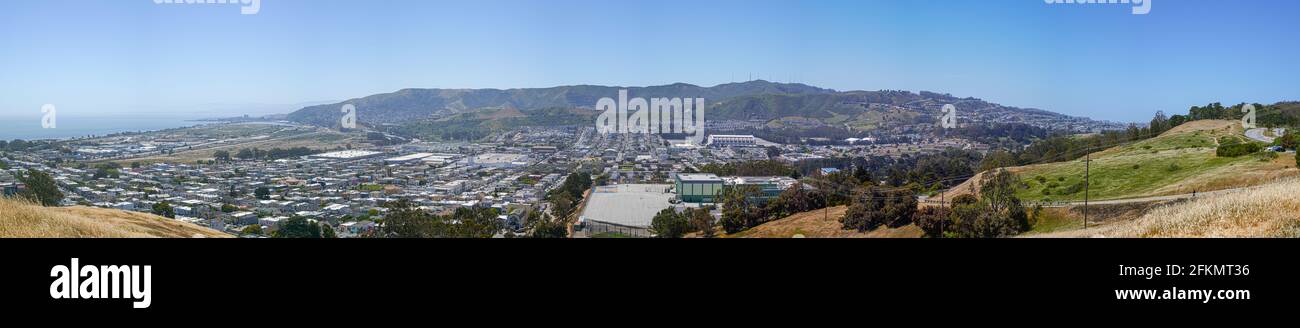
[285, 80, 1112, 132]
[286, 81, 834, 127]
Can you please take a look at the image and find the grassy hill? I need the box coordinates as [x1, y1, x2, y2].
[721, 206, 923, 238]
[1031, 177, 1300, 238]
[0, 198, 230, 238]
[948, 120, 1299, 202]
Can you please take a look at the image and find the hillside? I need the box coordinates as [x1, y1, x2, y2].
[287, 80, 835, 127]
[723, 206, 924, 238]
[1031, 177, 1300, 238]
[0, 198, 230, 238]
[944, 120, 1299, 202]
[286, 81, 1092, 131]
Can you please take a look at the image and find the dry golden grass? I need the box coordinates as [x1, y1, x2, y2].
[0, 198, 230, 238]
[723, 206, 924, 238]
[1033, 178, 1300, 238]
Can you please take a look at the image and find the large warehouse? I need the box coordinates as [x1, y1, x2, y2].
[675, 173, 724, 203]
[581, 184, 675, 228]
[707, 135, 757, 147]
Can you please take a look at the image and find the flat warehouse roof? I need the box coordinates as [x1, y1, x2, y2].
[581, 184, 674, 228]
[677, 173, 722, 182]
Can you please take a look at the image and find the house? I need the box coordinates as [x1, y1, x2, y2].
[230, 211, 258, 225]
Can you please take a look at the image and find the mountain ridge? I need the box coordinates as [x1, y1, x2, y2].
[285, 80, 1112, 132]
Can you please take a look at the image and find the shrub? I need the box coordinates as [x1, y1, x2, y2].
[1165, 163, 1182, 172]
[1216, 142, 1262, 157]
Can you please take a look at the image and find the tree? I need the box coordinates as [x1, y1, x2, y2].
[92, 163, 121, 180]
[1295, 150, 1299, 169]
[255, 187, 271, 200]
[18, 169, 64, 207]
[841, 187, 917, 232]
[152, 202, 176, 219]
[765, 182, 818, 220]
[221, 204, 238, 213]
[235, 148, 255, 160]
[650, 208, 690, 238]
[240, 225, 264, 236]
[213, 150, 232, 163]
[273, 216, 324, 238]
[689, 208, 716, 238]
[720, 185, 763, 234]
[377, 199, 502, 238]
[1149, 110, 1170, 135]
[978, 150, 1018, 172]
[550, 192, 576, 219]
[527, 212, 568, 238]
[947, 169, 1030, 238]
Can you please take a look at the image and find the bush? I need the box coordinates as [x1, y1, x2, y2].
[1059, 181, 1087, 195]
[1216, 142, 1262, 157]
[1165, 163, 1182, 172]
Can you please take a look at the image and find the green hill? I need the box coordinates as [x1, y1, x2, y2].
[1007, 120, 1299, 202]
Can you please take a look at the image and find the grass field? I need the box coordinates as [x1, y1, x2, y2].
[1012, 120, 1299, 202]
[1033, 177, 1300, 238]
[0, 197, 230, 238]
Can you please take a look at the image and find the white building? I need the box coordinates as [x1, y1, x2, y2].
[707, 135, 757, 147]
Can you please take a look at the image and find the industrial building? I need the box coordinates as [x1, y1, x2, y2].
[580, 184, 675, 228]
[469, 153, 530, 168]
[724, 176, 799, 199]
[707, 135, 757, 147]
[673, 174, 797, 204]
[310, 150, 385, 160]
[675, 173, 724, 203]
[384, 153, 434, 164]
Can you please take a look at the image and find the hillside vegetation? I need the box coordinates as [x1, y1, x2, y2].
[723, 206, 924, 238]
[1033, 178, 1300, 238]
[0, 198, 230, 238]
[947, 120, 1298, 202]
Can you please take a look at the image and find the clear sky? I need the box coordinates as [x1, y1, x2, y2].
[1, 0, 1297, 122]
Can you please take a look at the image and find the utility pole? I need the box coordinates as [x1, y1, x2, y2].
[1084, 152, 1090, 229]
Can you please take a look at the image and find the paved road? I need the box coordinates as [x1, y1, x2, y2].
[1245, 127, 1286, 143]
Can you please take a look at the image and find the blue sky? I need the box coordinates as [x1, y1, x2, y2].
[1, 0, 1297, 122]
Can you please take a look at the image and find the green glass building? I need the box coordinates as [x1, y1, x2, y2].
[675, 173, 724, 203]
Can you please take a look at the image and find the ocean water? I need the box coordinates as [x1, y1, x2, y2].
[0, 114, 206, 141]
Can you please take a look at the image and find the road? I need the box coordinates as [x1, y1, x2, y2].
[922, 185, 1262, 208]
[1245, 127, 1286, 143]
